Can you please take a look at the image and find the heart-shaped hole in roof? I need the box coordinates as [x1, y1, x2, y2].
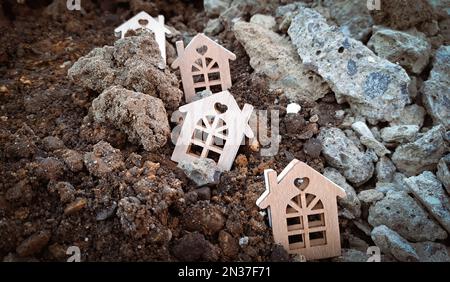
[294, 177, 309, 191]
[138, 19, 149, 26]
[196, 45, 208, 56]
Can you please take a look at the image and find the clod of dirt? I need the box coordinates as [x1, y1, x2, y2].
[68, 32, 182, 110]
[92, 86, 170, 152]
[370, 0, 435, 30]
[183, 204, 226, 235]
[49, 181, 76, 204]
[56, 149, 84, 173]
[16, 230, 51, 258]
[218, 230, 239, 259]
[172, 232, 219, 261]
[33, 157, 66, 181]
[4, 123, 38, 159]
[42, 136, 65, 152]
[64, 198, 88, 215]
[270, 244, 290, 262]
[5, 180, 33, 204]
[84, 141, 125, 178]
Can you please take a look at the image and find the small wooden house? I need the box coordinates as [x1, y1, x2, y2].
[257, 159, 346, 260]
[114, 11, 171, 65]
[171, 90, 253, 171]
[171, 33, 236, 103]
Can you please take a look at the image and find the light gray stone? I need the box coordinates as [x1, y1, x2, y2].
[376, 156, 396, 183]
[412, 241, 450, 262]
[380, 125, 420, 143]
[358, 189, 384, 205]
[91, 86, 170, 152]
[249, 14, 276, 30]
[360, 136, 390, 157]
[390, 104, 426, 127]
[392, 125, 447, 176]
[178, 158, 222, 187]
[204, 0, 232, 17]
[368, 190, 447, 242]
[204, 18, 224, 36]
[319, 127, 374, 185]
[405, 171, 450, 234]
[422, 46, 450, 129]
[288, 8, 410, 123]
[332, 249, 370, 262]
[233, 21, 329, 103]
[437, 155, 450, 193]
[323, 167, 361, 218]
[368, 27, 431, 74]
[371, 225, 419, 262]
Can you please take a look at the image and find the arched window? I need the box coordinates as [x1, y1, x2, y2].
[191, 45, 222, 94]
[187, 112, 228, 163]
[285, 178, 327, 250]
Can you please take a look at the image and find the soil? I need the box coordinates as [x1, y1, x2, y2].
[0, 0, 351, 262]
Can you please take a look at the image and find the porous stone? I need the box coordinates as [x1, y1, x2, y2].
[288, 8, 411, 123]
[323, 167, 361, 218]
[249, 14, 276, 30]
[436, 155, 450, 192]
[390, 104, 426, 127]
[412, 241, 450, 262]
[233, 21, 329, 103]
[371, 225, 419, 262]
[422, 46, 450, 129]
[91, 86, 170, 152]
[376, 156, 396, 183]
[368, 190, 447, 242]
[368, 27, 431, 74]
[380, 125, 420, 143]
[68, 32, 182, 110]
[178, 158, 222, 187]
[392, 125, 447, 176]
[358, 189, 384, 205]
[319, 127, 374, 185]
[405, 171, 450, 233]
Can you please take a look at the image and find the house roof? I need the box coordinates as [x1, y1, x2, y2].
[178, 90, 238, 113]
[171, 33, 236, 68]
[114, 11, 171, 37]
[256, 159, 346, 208]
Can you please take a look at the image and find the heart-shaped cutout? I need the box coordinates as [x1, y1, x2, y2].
[138, 19, 149, 26]
[196, 45, 208, 56]
[214, 102, 228, 114]
[294, 177, 309, 191]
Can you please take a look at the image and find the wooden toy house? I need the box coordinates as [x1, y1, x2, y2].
[171, 33, 236, 103]
[257, 159, 346, 260]
[171, 90, 253, 171]
[114, 11, 171, 65]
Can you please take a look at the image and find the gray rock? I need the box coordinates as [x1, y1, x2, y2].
[411, 241, 450, 262]
[436, 155, 450, 193]
[376, 156, 396, 183]
[405, 171, 450, 234]
[92, 86, 170, 152]
[288, 8, 410, 123]
[332, 249, 370, 262]
[371, 225, 419, 262]
[360, 135, 390, 157]
[275, 2, 307, 33]
[323, 167, 361, 218]
[368, 27, 431, 74]
[351, 121, 375, 138]
[358, 189, 384, 205]
[422, 46, 450, 129]
[375, 182, 404, 194]
[68, 32, 182, 110]
[233, 21, 329, 103]
[178, 158, 222, 186]
[249, 14, 276, 30]
[328, 0, 374, 41]
[380, 125, 420, 143]
[204, 0, 232, 17]
[368, 190, 447, 242]
[392, 125, 447, 176]
[390, 104, 426, 127]
[319, 127, 374, 185]
[204, 18, 224, 36]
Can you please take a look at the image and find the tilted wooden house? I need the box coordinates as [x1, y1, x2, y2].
[171, 90, 253, 171]
[257, 159, 346, 260]
[171, 33, 236, 103]
[114, 11, 171, 65]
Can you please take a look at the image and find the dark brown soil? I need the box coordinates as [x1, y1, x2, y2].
[0, 0, 347, 262]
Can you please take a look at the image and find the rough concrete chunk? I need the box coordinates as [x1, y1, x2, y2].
[368, 27, 431, 74]
[178, 158, 222, 186]
[319, 127, 374, 185]
[323, 167, 361, 218]
[380, 125, 420, 143]
[392, 125, 447, 176]
[376, 156, 396, 183]
[288, 8, 410, 123]
[405, 171, 450, 233]
[437, 155, 450, 193]
[412, 241, 450, 262]
[233, 21, 329, 103]
[358, 189, 384, 205]
[371, 225, 419, 262]
[389, 104, 425, 127]
[92, 86, 170, 152]
[422, 46, 450, 129]
[68, 32, 182, 110]
[249, 14, 276, 30]
[368, 190, 447, 242]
